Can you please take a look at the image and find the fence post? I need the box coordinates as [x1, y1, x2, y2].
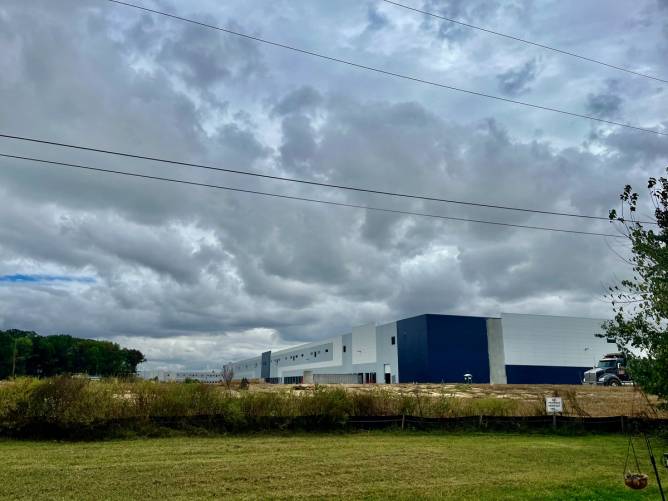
[401, 414, 405, 431]
[621, 415, 624, 433]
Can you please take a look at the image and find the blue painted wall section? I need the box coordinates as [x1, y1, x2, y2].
[506, 365, 590, 384]
[426, 315, 490, 383]
[397, 314, 490, 383]
[396, 315, 429, 382]
[261, 351, 271, 379]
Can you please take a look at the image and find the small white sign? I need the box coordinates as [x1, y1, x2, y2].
[545, 397, 563, 414]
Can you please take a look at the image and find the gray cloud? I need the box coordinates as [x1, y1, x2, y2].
[497, 59, 540, 96]
[366, 5, 390, 32]
[586, 80, 624, 119]
[272, 86, 323, 117]
[0, 0, 666, 369]
[420, 0, 501, 42]
[278, 114, 319, 174]
[586, 93, 623, 119]
[155, 18, 265, 88]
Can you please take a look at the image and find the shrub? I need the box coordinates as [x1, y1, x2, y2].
[26, 376, 92, 424]
[425, 395, 459, 417]
[240, 391, 293, 418]
[0, 378, 39, 428]
[298, 386, 352, 419]
[349, 388, 395, 416]
[0, 378, 597, 438]
[467, 397, 519, 416]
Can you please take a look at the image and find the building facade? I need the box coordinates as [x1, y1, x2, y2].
[139, 370, 225, 383]
[225, 313, 614, 385]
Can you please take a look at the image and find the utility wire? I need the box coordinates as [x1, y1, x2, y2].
[103, 0, 667, 138]
[382, 0, 668, 84]
[2, 132, 655, 224]
[0, 152, 625, 238]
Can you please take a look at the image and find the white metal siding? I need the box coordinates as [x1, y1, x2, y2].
[375, 322, 399, 383]
[352, 323, 376, 364]
[501, 313, 613, 367]
[270, 336, 344, 378]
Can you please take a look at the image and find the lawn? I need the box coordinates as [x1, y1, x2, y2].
[1, 433, 666, 500]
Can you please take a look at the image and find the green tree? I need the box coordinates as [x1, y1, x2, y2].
[12, 337, 33, 376]
[605, 168, 668, 402]
[0, 329, 145, 378]
[0, 330, 39, 378]
[0, 331, 15, 378]
[123, 349, 146, 373]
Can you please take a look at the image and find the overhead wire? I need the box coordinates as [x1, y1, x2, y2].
[0, 152, 626, 238]
[1, 132, 655, 224]
[103, 0, 667, 138]
[381, 0, 668, 84]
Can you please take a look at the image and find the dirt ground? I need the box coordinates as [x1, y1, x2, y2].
[246, 382, 667, 418]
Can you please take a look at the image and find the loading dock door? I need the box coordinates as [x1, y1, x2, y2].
[384, 364, 391, 384]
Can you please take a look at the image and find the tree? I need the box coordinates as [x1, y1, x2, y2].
[0, 329, 146, 378]
[222, 365, 234, 390]
[123, 349, 146, 374]
[604, 168, 668, 403]
[0, 330, 39, 379]
[12, 337, 33, 377]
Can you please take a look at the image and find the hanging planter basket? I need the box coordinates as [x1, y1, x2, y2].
[624, 473, 648, 490]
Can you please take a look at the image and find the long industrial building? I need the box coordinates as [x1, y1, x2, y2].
[224, 313, 614, 385]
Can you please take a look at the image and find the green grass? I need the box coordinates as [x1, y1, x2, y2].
[1, 433, 666, 500]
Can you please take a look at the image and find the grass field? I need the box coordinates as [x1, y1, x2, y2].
[1, 433, 666, 500]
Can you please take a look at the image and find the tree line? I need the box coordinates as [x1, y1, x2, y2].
[0, 329, 145, 379]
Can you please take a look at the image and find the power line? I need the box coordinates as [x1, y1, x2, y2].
[3, 132, 655, 225]
[382, 0, 668, 84]
[103, 0, 667, 138]
[0, 152, 625, 238]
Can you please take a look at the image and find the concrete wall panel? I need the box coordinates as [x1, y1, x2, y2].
[486, 318, 507, 384]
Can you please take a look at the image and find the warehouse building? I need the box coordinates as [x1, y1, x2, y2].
[138, 370, 225, 383]
[224, 313, 614, 385]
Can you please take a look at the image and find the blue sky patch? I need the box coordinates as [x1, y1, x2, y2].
[0, 274, 95, 284]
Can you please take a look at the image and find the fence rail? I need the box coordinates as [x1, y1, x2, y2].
[1, 414, 666, 439]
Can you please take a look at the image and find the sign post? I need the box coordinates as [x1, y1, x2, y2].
[545, 397, 563, 429]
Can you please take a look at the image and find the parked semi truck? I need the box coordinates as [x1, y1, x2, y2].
[582, 353, 632, 386]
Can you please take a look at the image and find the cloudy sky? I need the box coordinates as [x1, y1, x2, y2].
[0, 0, 666, 370]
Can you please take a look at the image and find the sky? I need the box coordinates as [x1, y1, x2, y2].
[0, 0, 666, 370]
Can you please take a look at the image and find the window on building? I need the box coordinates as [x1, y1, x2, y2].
[325, 349, 328, 353]
[391, 336, 396, 345]
[343, 345, 346, 353]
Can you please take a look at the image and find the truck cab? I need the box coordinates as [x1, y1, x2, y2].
[582, 353, 631, 386]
